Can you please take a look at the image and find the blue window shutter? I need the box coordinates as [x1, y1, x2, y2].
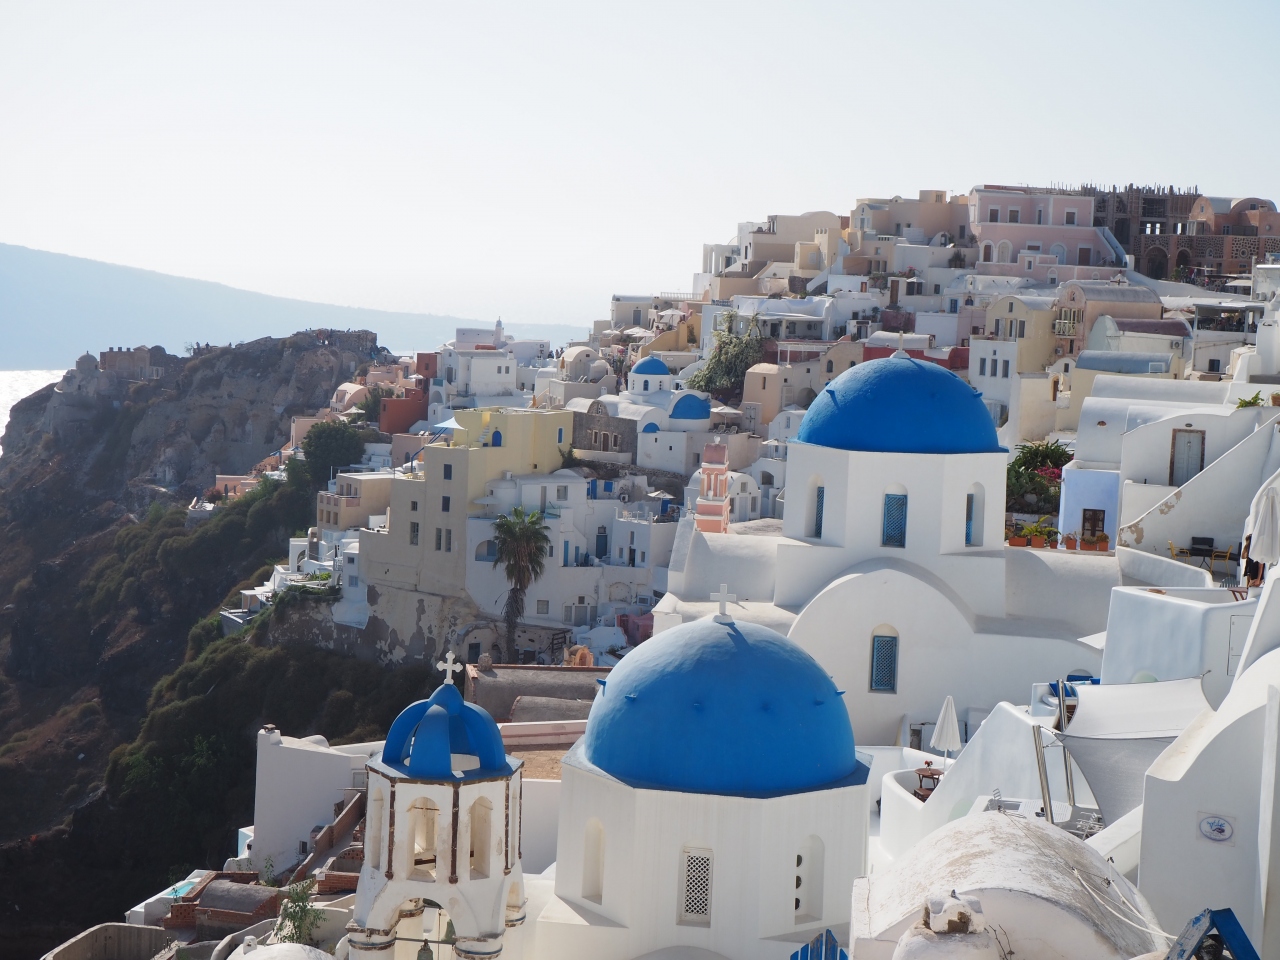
[882, 494, 907, 547]
[563, 541, 569, 566]
[814, 486, 825, 538]
[870, 635, 898, 692]
[965, 493, 974, 546]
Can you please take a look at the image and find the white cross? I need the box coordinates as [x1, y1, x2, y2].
[711, 583, 737, 623]
[437, 650, 464, 685]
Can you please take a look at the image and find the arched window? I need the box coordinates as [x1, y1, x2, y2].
[761, 471, 775, 487]
[825, 360, 834, 373]
[882, 485, 907, 548]
[643, 379, 650, 391]
[1050, 243, 1066, 265]
[982, 243, 993, 263]
[870, 625, 899, 693]
[966, 483, 985, 547]
[491, 430, 502, 447]
[583, 818, 605, 903]
[476, 539, 497, 561]
[469, 797, 493, 879]
[794, 835, 825, 924]
[406, 797, 439, 880]
[365, 786, 385, 872]
[996, 240, 1013, 264]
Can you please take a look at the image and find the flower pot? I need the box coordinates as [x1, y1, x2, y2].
[1270, 393, 1280, 407]
[1009, 536, 1028, 547]
[1080, 541, 1096, 551]
[1097, 540, 1110, 553]
[1064, 537, 1078, 550]
[1030, 536, 1046, 548]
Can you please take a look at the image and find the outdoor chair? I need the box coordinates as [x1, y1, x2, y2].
[1210, 545, 1237, 575]
[1168, 540, 1191, 562]
[1189, 537, 1215, 568]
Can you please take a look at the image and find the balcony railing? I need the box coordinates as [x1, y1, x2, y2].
[1053, 319, 1079, 337]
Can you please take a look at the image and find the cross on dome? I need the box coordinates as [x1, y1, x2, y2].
[711, 583, 737, 623]
[437, 650, 464, 685]
[892, 330, 909, 359]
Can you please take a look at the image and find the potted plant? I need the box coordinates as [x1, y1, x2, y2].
[1007, 525, 1028, 547]
[1270, 392, 1280, 407]
[1096, 532, 1110, 552]
[1063, 531, 1079, 551]
[1023, 517, 1059, 549]
[1080, 534, 1097, 552]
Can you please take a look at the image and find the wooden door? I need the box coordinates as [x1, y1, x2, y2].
[1170, 429, 1205, 486]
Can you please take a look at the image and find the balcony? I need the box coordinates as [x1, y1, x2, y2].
[1053, 319, 1079, 337]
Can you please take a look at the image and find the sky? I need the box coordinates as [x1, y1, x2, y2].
[2, 0, 1279, 329]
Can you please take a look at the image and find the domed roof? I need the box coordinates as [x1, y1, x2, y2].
[380, 682, 511, 780]
[581, 618, 857, 797]
[797, 355, 1003, 454]
[632, 355, 670, 376]
[669, 393, 711, 420]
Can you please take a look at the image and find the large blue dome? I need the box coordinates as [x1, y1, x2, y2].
[631, 355, 670, 375]
[796, 354, 1003, 454]
[580, 618, 858, 797]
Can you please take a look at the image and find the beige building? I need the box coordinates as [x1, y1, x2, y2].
[982, 295, 1060, 373]
[845, 190, 970, 273]
[740, 340, 864, 433]
[316, 471, 394, 533]
[359, 408, 574, 601]
[1054, 280, 1164, 362]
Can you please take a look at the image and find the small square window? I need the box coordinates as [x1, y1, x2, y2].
[537, 600, 549, 615]
[410, 500, 418, 511]
[556, 485, 568, 501]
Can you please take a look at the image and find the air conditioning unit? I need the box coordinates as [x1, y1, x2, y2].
[618, 493, 629, 503]
[1055, 347, 1064, 356]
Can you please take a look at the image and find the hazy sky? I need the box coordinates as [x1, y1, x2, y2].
[3, 1, 1278, 327]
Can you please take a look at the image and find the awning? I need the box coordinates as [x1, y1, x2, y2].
[433, 417, 464, 431]
[1058, 677, 1210, 824]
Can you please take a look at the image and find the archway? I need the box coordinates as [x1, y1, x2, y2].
[1050, 243, 1066, 265]
[490, 430, 502, 447]
[981, 243, 993, 263]
[996, 240, 1013, 264]
[1144, 248, 1168, 281]
[1175, 248, 1191, 279]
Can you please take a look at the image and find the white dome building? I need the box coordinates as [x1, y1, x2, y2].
[523, 613, 870, 960]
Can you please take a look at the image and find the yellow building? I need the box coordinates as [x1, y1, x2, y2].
[359, 408, 574, 600]
[982, 295, 1059, 374]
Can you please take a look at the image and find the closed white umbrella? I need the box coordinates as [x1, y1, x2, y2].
[1248, 485, 1280, 566]
[930, 695, 962, 759]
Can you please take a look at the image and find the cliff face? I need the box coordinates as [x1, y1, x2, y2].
[0, 331, 377, 843]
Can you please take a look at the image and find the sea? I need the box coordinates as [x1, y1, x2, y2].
[0, 370, 62, 456]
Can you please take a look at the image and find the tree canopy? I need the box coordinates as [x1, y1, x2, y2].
[491, 507, 551, 664]
[300, 421, 364, 488]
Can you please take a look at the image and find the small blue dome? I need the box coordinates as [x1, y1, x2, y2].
[797, 355, 1003, 454]
[669, 393, 711, 420]
[381, 683, 510, 780]
[581, 618, 857, 796]
[632, 355, 670, 376]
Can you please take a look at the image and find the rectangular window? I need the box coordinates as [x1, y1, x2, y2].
[680, 848, 713, 924]
[409, 522, 419, 545]
[1065, 210, 1076, 225]
[1082, 509, 1105, 541]
[537, 600, 549, 615]
[1008, 208, 1019, 224]
[813, 486, 825, 539]
[441, 496, 450, 512]
[557, 427, 564, 444]
[965, 494, 975, 546]
[435, 528, 442, 551]
[445, 528, 452, 552]
[639, 551, 646, 563]
[993, 318, 1001, 337]
[989, 208, 999, 223]
[870, 635, 898, 692]
[557, 485, 569, 501]
[882, 494, 907, 548]
[979, 358, 987, 376]
[1018, 319, 1026, 338]
[411, 500, 419, 511]
[443, 463, 452, 480]
[1002, 360, 1010, 378]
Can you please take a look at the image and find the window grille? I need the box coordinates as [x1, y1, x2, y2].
[409, 521, 419, 546]
[871, 635, 898, 692]
[882, 494, 907, 547]
[965, 494, 974, 546]
[813, 486, 825, 539]
[681, 848, 713, 922]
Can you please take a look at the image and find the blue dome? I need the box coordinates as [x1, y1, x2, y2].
[631, 355, 670, 376]
[581, 618, 858, 797]
[797, 355, 1003, 454]
[381, 683, 511, 780]
[669, 393, 711, 420]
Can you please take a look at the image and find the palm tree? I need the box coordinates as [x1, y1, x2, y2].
[491, 506, 551, 664]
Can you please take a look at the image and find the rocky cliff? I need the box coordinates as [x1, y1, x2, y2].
[0, 331, 391, 957]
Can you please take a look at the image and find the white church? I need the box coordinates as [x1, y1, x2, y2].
[657, 350, 1109, 744]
